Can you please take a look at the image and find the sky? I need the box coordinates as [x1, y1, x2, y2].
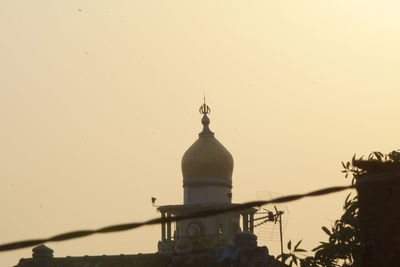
[2, 1, 400, 266]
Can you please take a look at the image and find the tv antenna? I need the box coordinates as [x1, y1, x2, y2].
[254, 191, 289, 255]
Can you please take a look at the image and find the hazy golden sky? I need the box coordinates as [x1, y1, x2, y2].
[2, 1, 400, 265]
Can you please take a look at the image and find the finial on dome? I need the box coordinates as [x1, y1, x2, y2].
[199, 94, 210, 115]
[198, 97, 214, 137]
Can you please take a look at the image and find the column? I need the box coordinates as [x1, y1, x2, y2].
[249, 214, 254, 233]
[243, 214, 248, 231]
[167, 213, 172, 240]
[161, 212, 166, 242]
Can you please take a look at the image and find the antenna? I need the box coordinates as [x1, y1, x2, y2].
[254, 191, 289, 255]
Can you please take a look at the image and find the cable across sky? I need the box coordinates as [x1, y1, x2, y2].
[0, 183, 354, 253]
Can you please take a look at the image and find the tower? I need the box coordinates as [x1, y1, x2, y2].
[182, 101, 234, 204]
[157, 102, 256, 252]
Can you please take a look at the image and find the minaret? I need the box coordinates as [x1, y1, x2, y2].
[181, 101, 234, 204]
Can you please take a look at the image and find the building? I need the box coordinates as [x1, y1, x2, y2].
[157, 101, 257, 252]
[14, 103, 286, 267]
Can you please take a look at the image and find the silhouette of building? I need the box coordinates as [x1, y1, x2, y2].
[13, 103, 287, 267]
[157, 101, 257, 252]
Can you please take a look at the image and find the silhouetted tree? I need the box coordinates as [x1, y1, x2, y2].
[278, 150, 400, 267]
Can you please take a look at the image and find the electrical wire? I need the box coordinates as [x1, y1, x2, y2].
[0, 184, 353, 252]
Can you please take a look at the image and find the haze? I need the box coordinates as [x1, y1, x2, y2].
[2, 1, 400, 266]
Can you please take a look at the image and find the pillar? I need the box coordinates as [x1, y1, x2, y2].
[249, 214, 254, 233]
[243, 214, 248, 231]
[167, 213, 172, 240]
[161, 212, 166, 242]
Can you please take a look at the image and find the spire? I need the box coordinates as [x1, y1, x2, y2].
[198, 97, 214, 137]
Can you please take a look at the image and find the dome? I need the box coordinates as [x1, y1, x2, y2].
[181, 104, 234, 180]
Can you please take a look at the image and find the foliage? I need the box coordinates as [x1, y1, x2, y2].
[276, 240, 307, 267]
[277, 150, 400, 267]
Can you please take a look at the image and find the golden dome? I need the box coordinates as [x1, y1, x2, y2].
[181, 103, 234, 180]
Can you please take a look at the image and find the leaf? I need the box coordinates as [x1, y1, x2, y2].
[344, 193, 351, 204]
[373, 151, 383, 161]
[322, 226, 331, 236]
[280, 254, 290, 262]
[312, 244, 324, 252]
[294, 239, 302, 250]
[287, 240, 292, 250]
[294, 256, 298, 266]
[294, 248, 307, 252]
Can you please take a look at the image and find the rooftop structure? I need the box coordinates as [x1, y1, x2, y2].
[13, 102, 285, 267]
[157, 102, 256, 252]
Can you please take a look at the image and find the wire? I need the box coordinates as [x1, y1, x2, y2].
[0, 184, 354, 253]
